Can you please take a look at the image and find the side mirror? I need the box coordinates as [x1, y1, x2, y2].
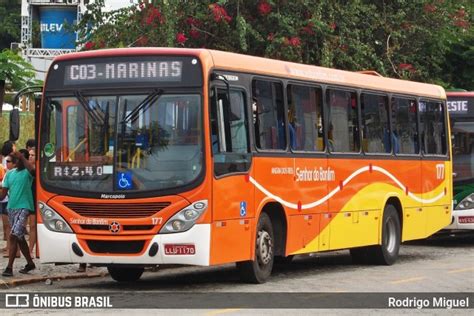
[10, 85, 43, 142]
[9, 108, 20, 141]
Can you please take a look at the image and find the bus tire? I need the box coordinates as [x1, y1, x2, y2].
[350, 247, 369, 264]
[369, 204, 401, 265]
[107, 266, 144, 282]
[237, 212, 274, 283]
[274, 255, 294, 264]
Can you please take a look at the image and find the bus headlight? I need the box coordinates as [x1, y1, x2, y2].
[455, 193, 474, 210]
[160, 200, 208, 234]
[39, 202, 73, 233]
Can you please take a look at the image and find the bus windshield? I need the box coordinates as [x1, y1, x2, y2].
[449, 94, 474, 184]
[40, 92, 203, 194]
[452, 118, 474, 183]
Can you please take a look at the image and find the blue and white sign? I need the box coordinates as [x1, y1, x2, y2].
[240, 201, 247, 217]
[39, 7, 77, 49]
[117, 172, 133, 190]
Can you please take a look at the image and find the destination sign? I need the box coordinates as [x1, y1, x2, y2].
[64, 61, 182, 85]
[447, 97, 473, 116]
[448, 100, 469, 113]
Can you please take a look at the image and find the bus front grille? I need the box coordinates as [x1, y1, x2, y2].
[80, 224, 155, 231]
[86, 240, 145, 254]
[63, 202, 171, 218]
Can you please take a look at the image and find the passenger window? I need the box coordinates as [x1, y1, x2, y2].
[210, 88, 251, 176]
[252, 80, 286, 150]
[391, 97, 418, 154]
[287, 84, 324, 151]
[361, 93, 389, 153]
[327, 89, 359, 153]
[419, 100, 447, 155]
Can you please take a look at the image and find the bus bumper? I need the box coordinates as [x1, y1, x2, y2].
[38, 223, 211, 266]
[444, 209, 474, 230]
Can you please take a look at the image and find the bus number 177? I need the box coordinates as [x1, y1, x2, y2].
[152, 217, 163, 225]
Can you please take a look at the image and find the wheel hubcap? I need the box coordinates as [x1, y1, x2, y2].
[384, 217, 396, 253]
[257, 230, 273, 265]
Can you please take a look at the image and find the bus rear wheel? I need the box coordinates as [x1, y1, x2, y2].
[374, 204, 401, 265]
[352, 204, 401, 265]
[107, 266, 144, 282]
[237, 212, 274, 284]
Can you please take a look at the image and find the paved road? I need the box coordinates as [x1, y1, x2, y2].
[8, 232, 474, 292]
[2, 232, 473, 313]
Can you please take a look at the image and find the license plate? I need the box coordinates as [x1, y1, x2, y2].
[458, 216, 474, 224]
[164, 244, 195, 255]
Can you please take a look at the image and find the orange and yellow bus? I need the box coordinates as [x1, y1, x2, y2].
[37, 48, 452, 283]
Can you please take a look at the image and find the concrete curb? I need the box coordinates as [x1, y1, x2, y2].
[0, 271, 108, 288]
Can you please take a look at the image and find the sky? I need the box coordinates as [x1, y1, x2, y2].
[100, 0, 136, 12]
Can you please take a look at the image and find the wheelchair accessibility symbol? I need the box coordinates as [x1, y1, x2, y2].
[240, 201, 247, 217]
[117, 172, 132, 190]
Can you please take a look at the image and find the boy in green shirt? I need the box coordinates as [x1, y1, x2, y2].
[0, 151, 35, 276]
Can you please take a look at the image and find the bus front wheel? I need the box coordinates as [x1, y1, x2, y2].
[237, 212, 274, 283]
[107, 266, 144, 282]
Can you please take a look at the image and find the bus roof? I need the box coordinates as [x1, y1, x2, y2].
[52, 47, 446, 99]
[447, 91, 474, 97]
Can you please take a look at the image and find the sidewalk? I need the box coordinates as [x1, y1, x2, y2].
[0, 221, 107, 288]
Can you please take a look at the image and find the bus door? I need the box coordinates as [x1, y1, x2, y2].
[420, 100, 451, 234]
[210, 87, 254, 265]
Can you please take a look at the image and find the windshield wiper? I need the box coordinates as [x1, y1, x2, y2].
[74, 91, 103, 124]
[121, 89, 163, 124]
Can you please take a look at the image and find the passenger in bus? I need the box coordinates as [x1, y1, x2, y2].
[327, 123, 335, 152]
[0, 151, 36, 277]
[252, 97, 262, 148]
[383, 127, 400, 154]
[286, 105, 297, 149]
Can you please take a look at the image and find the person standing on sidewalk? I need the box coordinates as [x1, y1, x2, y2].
[25, 139, 36, 153]
[27, 148, 37, 257]
[0, 151, 36, 276]
[0, 149, 8, 254]
[1, 141, 18, 258]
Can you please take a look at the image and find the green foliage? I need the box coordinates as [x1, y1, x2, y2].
[442, 31, 474, 90]
[75, 0, 473, 89]
[0, 49, 40, 90]
[0, 112, 35, 147]
[0, 0, 21, 50]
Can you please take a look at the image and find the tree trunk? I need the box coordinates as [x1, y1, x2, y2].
[0, 79, 5, 116]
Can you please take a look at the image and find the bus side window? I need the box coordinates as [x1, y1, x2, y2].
[391, 97, 418, 155]
[420, 100, 447, 155]
[327, 89, 359, 153]
[287, 84, 323, 151]
[360, 93, 390, 154]
[252, 80, 286, 150]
